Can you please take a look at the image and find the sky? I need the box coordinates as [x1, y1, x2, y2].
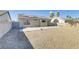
[9, 10, 79, 21]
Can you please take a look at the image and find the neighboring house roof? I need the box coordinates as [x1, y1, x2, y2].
[18, 14, 51, 20]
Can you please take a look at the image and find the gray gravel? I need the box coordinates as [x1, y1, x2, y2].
[0, 29, 33, 49]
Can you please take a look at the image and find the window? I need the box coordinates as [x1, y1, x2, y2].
[42, 20, 46, 22]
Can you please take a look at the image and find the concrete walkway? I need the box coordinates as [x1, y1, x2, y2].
[0, 29, 33, 49]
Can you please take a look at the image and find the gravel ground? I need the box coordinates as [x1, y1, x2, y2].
[0, 29, 33, 49]
[24, 26, 79, 49]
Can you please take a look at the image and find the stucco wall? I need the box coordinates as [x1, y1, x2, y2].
[0, 23, 12, 38]
[40, 20, 48, 27]
[19, 18, 40, 28]
[29, 19, 40, 27]
[0, 12, 12, 38]
[18, 15, 50, 27]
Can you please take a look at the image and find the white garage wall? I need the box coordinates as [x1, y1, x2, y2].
[0, 11, 12, 38]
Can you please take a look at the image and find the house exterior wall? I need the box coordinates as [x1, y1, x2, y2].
[0, 22, 12, 38]
[18, 15, 49, 27]
[0, 12, 12, 38]
[40, 20, 48, 27]
[18, 14, 51, 27]
[29, 19, 40, 27]
[19, 18, 40, 28]
[19, 18, 27, 28]
[19, 18, 48, 27]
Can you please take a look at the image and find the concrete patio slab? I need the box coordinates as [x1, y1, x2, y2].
[0, 29, 33, 49]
